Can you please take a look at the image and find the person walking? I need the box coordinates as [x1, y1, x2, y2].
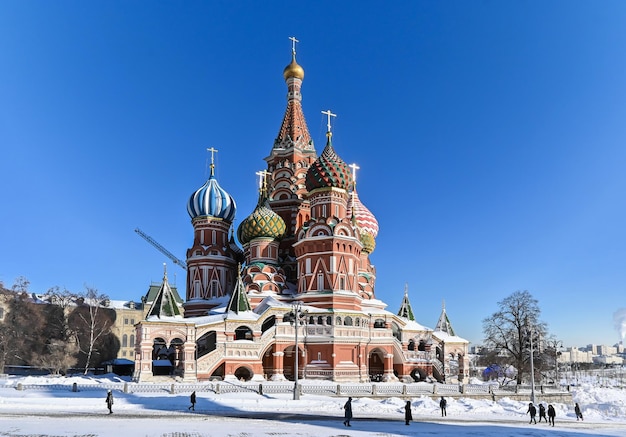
[547, 404, 556, 427]
[439, 396, 447, 417]
[538, 403, 547, 423]
[105, 390, 114, 414]
[404, 400, 413, 425]
[188, 391, 196, 411]
[343, 397, 353, 427]
[527, 402, 537, 424]
[574, 403, 583, 421]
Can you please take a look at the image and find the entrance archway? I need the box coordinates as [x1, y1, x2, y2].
[368, 348, 385, 381]
[411, 367, 427, 382]
[283, 345, 303, 381]
[234, 366, 253, 381]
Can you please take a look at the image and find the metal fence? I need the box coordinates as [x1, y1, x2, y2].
[2, 380, 568, 398]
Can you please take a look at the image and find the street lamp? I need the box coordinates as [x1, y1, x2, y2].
[290, 302, 305, 400]
[547, 339, 563, 385]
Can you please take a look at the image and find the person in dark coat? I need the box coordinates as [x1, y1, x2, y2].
[527, 402, 537, 424]
[439, 396, 447, 417]
[188, 391, 196, 411]
[404, 400, 413, 425]
[547, 404, 556, 426]
[574, 403, 583, 421]
[105, 390, 114, 414]
[538, 403, 547, 423]
[343, 397, 353, 427]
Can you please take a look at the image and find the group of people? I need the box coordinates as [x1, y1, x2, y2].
[527, 401, 583, 426]
[527, 402, 556, 426]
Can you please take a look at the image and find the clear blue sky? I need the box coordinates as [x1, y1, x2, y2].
[2, 1, 626, 348]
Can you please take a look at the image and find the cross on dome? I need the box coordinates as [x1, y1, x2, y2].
[349, 163, 360, 184]
[321, 109, 337, 136]
[255, 169, 270, 196]
[207, 147, 218, 176]
[289, 36, 299, 55]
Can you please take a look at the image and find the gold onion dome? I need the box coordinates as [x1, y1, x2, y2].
[237, 199, 287, 245]
[360, 231, 376, 254]
[283, 54, 304, 81]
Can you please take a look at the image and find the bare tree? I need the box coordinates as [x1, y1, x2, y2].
[0, 283, 12, 372]
[3, 281, 47, 367]
[69, 287, 115, 374]
[482, 290, 548, 385]
[38, 287, 81, 374]
[33, 339, 79, 375]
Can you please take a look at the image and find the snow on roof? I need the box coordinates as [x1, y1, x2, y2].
[253, 296, 289, 314]
[432, 330, 469, 343]
[402, 319, 432, 331]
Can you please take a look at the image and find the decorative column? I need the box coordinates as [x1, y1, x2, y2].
[382, 353, 397, 382]
[271, 351, 286, 380]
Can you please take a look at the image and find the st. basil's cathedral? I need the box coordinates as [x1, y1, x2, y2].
[133, 40, 469, 384]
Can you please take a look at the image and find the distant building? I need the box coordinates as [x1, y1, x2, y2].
[593, 355, 624, 365]
[559, 347, 594, 364]
[133, 42, 469, 383]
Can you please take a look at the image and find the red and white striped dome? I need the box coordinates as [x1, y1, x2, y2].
[347, 188, 379, 238]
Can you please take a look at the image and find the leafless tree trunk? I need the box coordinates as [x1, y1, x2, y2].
[70, 287, 113, 375]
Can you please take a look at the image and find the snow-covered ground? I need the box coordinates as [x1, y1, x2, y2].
[0, 374, 625, 436]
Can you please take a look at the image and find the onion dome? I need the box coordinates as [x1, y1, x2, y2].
[187, 173, 236, 222]
[237, 199, 286, 245]
[305, 135, 353, 192]
[283, 53, 304, 81]
[359, 231, 376, 254]
[347, 188, 379, 237]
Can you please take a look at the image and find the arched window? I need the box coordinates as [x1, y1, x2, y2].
[408, 339, 415, 351]
[210, 280, 219, 298]
[344, 316, 353, 326]
[122, 334, 128, 348]
[197, 331, 217, 358]
[193, 280, 201, 299]
[373, 318, 386, 329]
[391, 322, 401, 341]
[235, 326, 253, 340]
[261, 316, 276, 333]
[130, 334, 135, 348]
[317, 273, 324, 290]
[152, 337, 167, 360]
[336, 316, 342, 325]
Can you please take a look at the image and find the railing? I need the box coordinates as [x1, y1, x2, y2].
[3, 380, 567, 397]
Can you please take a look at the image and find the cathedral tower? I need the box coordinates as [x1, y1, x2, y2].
[265, 38, 318, 283]
[185, 149, 241, 316]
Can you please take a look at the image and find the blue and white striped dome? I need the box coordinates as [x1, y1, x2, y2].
[187, 174, 237, 222]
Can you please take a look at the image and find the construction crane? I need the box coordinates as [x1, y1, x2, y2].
[134, 228, 187, 271]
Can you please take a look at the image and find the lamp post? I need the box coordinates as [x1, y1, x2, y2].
[547, 339, 563, 385]
[290, 302, 303, 400]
